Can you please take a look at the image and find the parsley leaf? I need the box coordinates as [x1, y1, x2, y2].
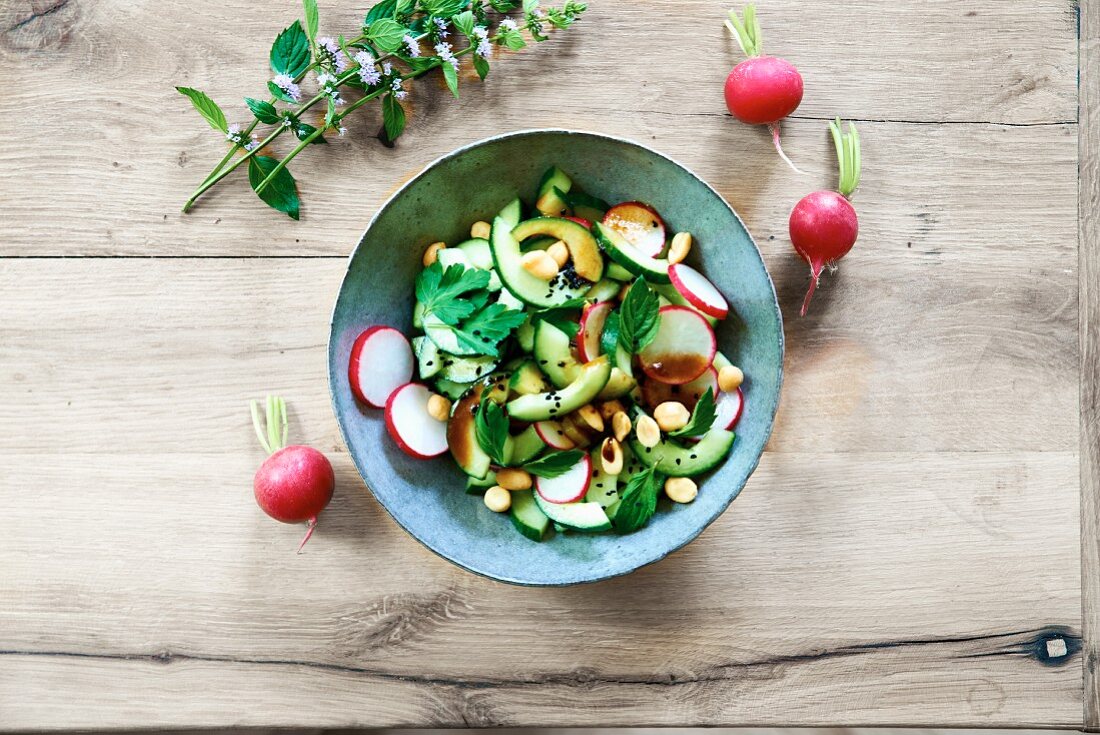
[618, 279, 660, 355]
[453, 302, 527, 357]
[474, 399, 510, 465]
[415, 262, 490, 325]
[612, 466, 663, 533]
[523, 449, 585, 478]
[670, 387, 717, 438]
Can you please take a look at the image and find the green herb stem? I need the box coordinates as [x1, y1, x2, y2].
[829, 117, 861, 198]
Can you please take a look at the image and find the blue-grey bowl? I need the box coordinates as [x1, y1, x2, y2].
[329, 129, 783, 586]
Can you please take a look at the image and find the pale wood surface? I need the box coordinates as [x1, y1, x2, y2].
[0, 0, 1092, 729]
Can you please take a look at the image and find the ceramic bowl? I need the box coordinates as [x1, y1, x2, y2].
[329, 129, 783, 586]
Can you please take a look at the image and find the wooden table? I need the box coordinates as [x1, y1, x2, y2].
[1, 0, 1097, 729]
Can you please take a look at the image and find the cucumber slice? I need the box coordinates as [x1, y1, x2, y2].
[605, 262, 634, 281]
[455, 238, 493, 269]
[534, 493, 612, 532]
[712, 351, 732, 370]
[516, 315, 536, 352]
[593, 221, 671, 284]
[448, 387, 492, 479]
[491, 216, 590, 307]
[510, 489, 550, 541]
[520, 235, 557, 252]
[509, 359, 550, 395]
[586, 278, 622, 303]
[564, 189, 609, 223]
[533, 319, 580, 389]
[497, 286, 525, 312]
[424, 315, 479, 356]
[438, 244, 501, 291]
[433, 377, 473, 401]
[597, 366, 637, 400]
[412, 335, 442, 379]
[629, 426, 736, 477]
[440, 354, 498, 383]
[511, 217, 603, 282]
[498, 197, 523, 227]
[466, 471, 497, 495]
[535, 166, 571, 217]
[506, 356, 612, 422]
[413, 300, 426, 329]
[585, 447, 620, 509]
[506, 424, 546, 465]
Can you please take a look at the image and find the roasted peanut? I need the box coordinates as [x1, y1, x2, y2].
[520, 250, 559, 280]
[546, 240, 570, 267]
[599, 437, 624, 475]
[575, 404, 604, 433]
[484, 485, 512, 512]
[422, 241, 447, 266]
[664, 476, 698, 503]
[718, 364, 745, 392]
[612, 411, 632, 442]
[470, 220, 492, 239]
[426, 394, 451, 422]
[496, 468, 533, 491]
[635, 414, 661, 447]
[668, 232, 692, 264]
[654, 401, 690, 432]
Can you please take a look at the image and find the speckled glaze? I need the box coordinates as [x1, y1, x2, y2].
[329, 130, 783, 586]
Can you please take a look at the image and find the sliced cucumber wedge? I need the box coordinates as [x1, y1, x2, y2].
[437, 242, 501, 291]
[440, 354, 497, 383]
[506, 356, 611, 422]
[465, 471, 497, 495]
[491, 216, 590, 307]
[585, 447, 620, 509]
[586, 278, 622, 303]
[629, 426, 735, 477]
[534, 493, 612, 532]
[533, 319, 580, 388]
[506, 424, 546, 465]
[498, 197, 523, 227]
[455, 238, 493, 269]
[509, 359, 550, 395]
[412, 335, 442, 379]
[510, 489, 550, 541]
[433, 377, 473, 401]
[592, 221, 671, 284]
[535, 166, 571, 217]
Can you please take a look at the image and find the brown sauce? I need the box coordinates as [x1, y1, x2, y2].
[645, 352, 711, 384]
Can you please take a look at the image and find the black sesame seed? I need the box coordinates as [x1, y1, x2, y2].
[689, 454, 697, 460]
[557, 361, 566, 368]
[426, 360, 434, 366]
[675, 458, 682, 465]
[539, 359, 548, 365]
[549, 408, 558, 414]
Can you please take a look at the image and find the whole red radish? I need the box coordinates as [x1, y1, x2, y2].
[250, 395, 335, 553]
[790, 118, 862, 316]
[723, 5, 805, 173]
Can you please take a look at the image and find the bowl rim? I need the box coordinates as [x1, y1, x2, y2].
[328, 128, 785, 586]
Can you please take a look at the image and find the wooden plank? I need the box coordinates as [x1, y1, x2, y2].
[1081, 0, 1100, 728]
[0, 0, 1079, 255]
[0, 450, 1082, 730]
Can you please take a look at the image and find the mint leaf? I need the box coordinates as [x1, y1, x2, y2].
[532, 300, 584, 340]
[294, 121, 327, 144]
[268, 80, 299, 103]
[270, 21, 311, 77]
[612, 466, 662, 533]
[452, 10, 476, 37]
[245, 97, 280, 124]
[365, 0, 397, 24]
[524, 449, 584, 478]
[454, 302, 527, 356]
[366, 18, 406, 52]
[442, 61, 459, 97]
[473, 54, 490, 80]
[303, 0, 319, 42]
[176, 87, 228, 132]
[497, 28, 527, 49]
[248, 156, 300, 220]
[670, 387, 716, 438]
[381, 93, 406, 142]
[618, 279, 660, 355]
[421, 0, 467, 17]
[475, 399, 510, 465]
[488, 0, 520, 10]
[416, 262, 490, 324]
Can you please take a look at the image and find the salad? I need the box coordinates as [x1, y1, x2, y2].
[349, 167, 746, 540]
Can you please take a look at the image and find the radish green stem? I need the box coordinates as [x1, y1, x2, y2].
[251, 395, 288, 455]
[725, 4, 762, 58]
[829, 117, 862, 198]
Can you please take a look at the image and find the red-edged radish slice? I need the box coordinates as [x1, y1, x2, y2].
[715, 386, 744, 430]
[384, 383, 449, 458]
[638, 306, 717, 385]
[578, 301, 613, 362]
[535, 452, 592, 504]
[565, 216, 592, 228]
[534, 420, 576, 450]
[603, 202, 666, 258]
[349, 326, 414, 408]
[668, 263, 730, 319]
[642, 366, 719, 410]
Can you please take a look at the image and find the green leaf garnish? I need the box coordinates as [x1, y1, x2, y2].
[248, 155, 300, 220]
[364, 0, 398, 24]
[454, 302, 527, 357]
[669, 387, 716, 438]
[365, 17, 406, 52]
[829, 117, 861, 198]
[245, 97, 281, 124]
[452, 10, 476, 37]
[618, 279, 660, 355]
[442, 61, 460, 98]
[267, 80, 299, 103]
[524, 449, 585, 478]
[303, 0, 319, 42]
[421, 0, 468, 17]
[415, 262, 490, 325]
[381, 93, 406, 143]
[176, 87, 228, 133]
[475, 398, 510, 465]
[473, 54, 490, 80]
[532, 300, 584, 340]
[612, 466, 662, 533]
[270, 21, 311, 77]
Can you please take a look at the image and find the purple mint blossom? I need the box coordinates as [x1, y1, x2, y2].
[434, 17, 449, 38]
[271, 74, 301, 102]
[244, 137, 260, 151]
[354, 50, 382, 86]
[434, 41, 459, 70]
[318, 36, 348, 72]
[403, 35, 420, 57]
[382, 61, 393, 76]
[498, 18, 518, 32]
[391, 78, 407, 100]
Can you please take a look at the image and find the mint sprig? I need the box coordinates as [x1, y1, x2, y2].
[618, 279, 660, 356]
[669, 387, 716, 438]
[474, 398, 510, 465]
[523, 449, 584, 477]
[612, 466, 663, 533]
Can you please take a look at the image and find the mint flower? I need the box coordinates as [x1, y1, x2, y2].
[316, 72, 344, 105]
[498, 18, 518, 31]
[434, 41, 459, 70]
[318, 36, 348, 72]
[226, 123, 242, 142]
[403, 35, 420, 57]
[391, 78, 407, 100]
[271, 74, 301, 102]
[473, 26, 491, 57]
[354, 50, 381, 86]
[434, 17, 449, 38]
[382, 62, 393, 76]
[244, 136, 260, 151]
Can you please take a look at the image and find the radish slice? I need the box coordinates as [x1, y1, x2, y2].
[349, 326, 414, 408]
[384, 383, 449, 458]
[603, 202, 666, 258]
[565, 216, 592, 228]
[668, 263, 730, 319]
[714, 386, 744, 430]
[578, 301, 613, 362]
[535, 453, 592, 504]
[534, 420, 576, 450]
[638, 306, 717, 385]
[643, 366, 719, 410]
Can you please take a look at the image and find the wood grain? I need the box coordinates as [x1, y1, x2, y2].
[1081, 0, 1100, 728]
[0, 0, 1081, 255]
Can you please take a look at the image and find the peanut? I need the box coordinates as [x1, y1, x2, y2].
[612, 411, 632, 442]
[546, 240, 570, 267]
[483, 485, 512, 512]
[422, 241, 447, 267]
[598, 399, 626, 420]
[426, 394, 451, 422]
[520, 250, 559, 281]
[654, 401, 691, 432]
[668, 232, 692, 264]
[496, 467, 533, 491]
[635, 414, 661, 448]
[575, 404, 604, 433]
[718, 364, 745, 392]
[599, 437, 624, 475]
[470, 220, 492, 240]
[664, 476, 698, 503]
